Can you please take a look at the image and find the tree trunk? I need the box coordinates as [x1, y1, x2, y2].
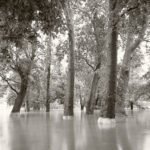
[25, 99, 30, 112]
[116, 13, 148, 115]
[99, 0, 118, 118]
[46, 65, 50, 112]
[46, 35, 52, 112]
[86, 71, 99, 114]
[79, 87, 84, 111]
[36, 80, 41, 111]
[64, 0, 75, 116]
[25, 83, 30, 112]
[33, 85, 41, 111]
[11, 75, 28, 113]
[11, 41, 36, 113]
[116, 30, 132, 115]
[86, 11, 103, 114]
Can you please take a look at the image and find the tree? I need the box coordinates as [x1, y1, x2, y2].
[11, 41, 37, 112]
[85, 6, 105, 114]
[63, 0, 75, 116]
[99, 0, 118, 118]
[0, 0, 65, 113]
[116, 2, 148, 115]
[72, 0, 106, 114]
[46, 35, 52, 112]
[0, 37, 37, 113]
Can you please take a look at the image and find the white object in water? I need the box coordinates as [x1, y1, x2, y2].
[63, 115, 73, 120]
[97, 117, 116, 129]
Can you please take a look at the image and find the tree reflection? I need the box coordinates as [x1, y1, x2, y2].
[62, 119, 75, 150]
[8, 115, 29, 150]
[116, 118, 132, 150]
[1, 111, 150, 150]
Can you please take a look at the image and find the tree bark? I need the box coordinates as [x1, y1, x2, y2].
[11, 42, 36, 113]
[36, 80, 41, 111]
[64, 0, 75, 116]
[116, 29, 132, 115]
[11, 74, 28, 113]
[46, 65, 51, 112]
[79, 86, 84, 111]
[46, 35, 52, 112]
[86, 71, 99, 114]
[116, 13, 148, 115]
[99, 0, 118, 118]
[25, 99, 30, 112]
[25, 82, 31, 112]
[25, 97, 30, 112]
[86, 11, 102, 114]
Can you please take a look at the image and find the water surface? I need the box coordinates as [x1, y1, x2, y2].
[0, 110, 150, 150]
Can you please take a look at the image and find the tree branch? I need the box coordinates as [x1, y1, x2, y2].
[143, 39, 150, 43]
[0, 74, 19, 95]
[130, 16, 148, 53]
[80, 56, 95, 71]
[114, 2, 140, 27]
[72, 3, 92, 20]
[119, 3, 140, 18]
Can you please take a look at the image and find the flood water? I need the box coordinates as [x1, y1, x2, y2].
[0, 110, 150, 150]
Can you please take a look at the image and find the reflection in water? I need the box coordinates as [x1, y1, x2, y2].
[0, 110, 150, 150]
[116, 118, 132, 150]
[143, 134, 150, 150]
[8, 116, 29, 150]
[124, 110, 150, 150]
[62, 119, 75, 150]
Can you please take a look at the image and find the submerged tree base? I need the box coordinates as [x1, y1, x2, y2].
[63, 115, 74, 120]
[86, 109, 94, 115]
[115, 104, 127, 117]
[97, 117, 116, 129]
[115, 111, 127, 117]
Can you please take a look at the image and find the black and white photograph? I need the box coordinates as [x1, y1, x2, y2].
[0, 0, 150, 150]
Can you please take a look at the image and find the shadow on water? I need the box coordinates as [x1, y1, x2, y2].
[1, 110, 150, 150]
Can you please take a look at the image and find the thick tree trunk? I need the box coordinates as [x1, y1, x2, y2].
[105, 27, 118, 118]
[46, 35, 51, 112]
[11, 42, 36, 113]
[25, 99, 30, 112]
[86, 11, 102, 114]
[25, 84, 30, 112]
[86, 71, 99, 114]
[79, 87, 84, 111]
[64, 0, 75, 116]
[12, 76, 28, 113]
[46, 65, 50, 112]
[116, 13, 148, 115]
[99, 0, 118, 118]
[116, 67, 130, 115]
[36, 82, 41, 111]
[116, 31, 132, 115]
[33, 84, 41, 111]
